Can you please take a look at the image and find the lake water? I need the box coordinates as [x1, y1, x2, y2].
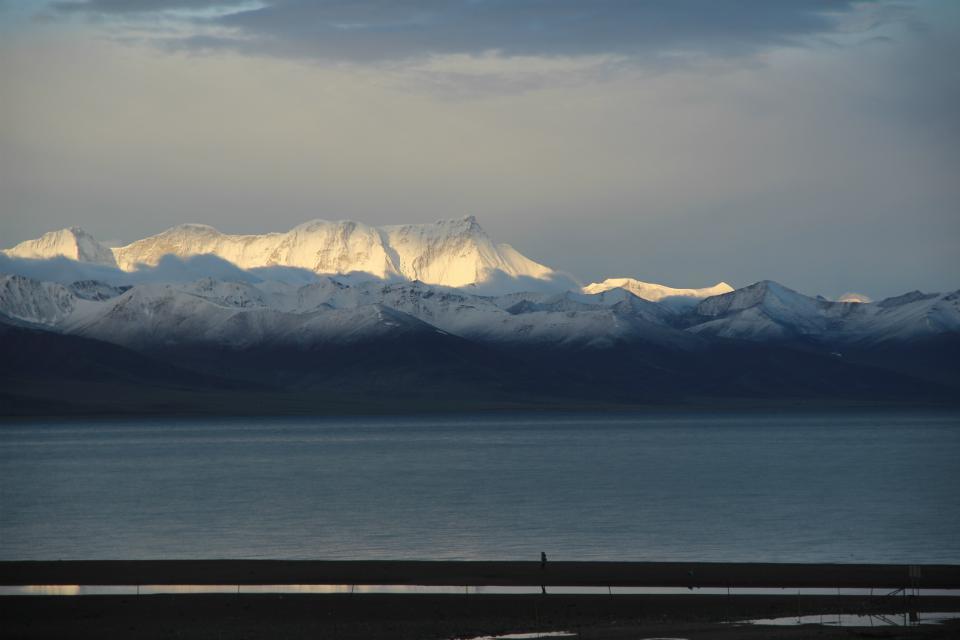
[1, 412, 958, 562]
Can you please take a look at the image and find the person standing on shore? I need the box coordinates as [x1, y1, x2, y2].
[540, 552, 548, 594]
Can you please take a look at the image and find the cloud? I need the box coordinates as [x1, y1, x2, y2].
[465, 269, 581, 296]
[0, 253, 268, 285]
[0, 252, 581, 294]
[4, 2, 957, 300]
[52, 0, 875, 62]
[51, 0, 248, 13]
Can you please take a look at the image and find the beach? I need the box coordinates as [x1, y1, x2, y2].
[2, 561, 959, 639]
[2, 592, 959, 639]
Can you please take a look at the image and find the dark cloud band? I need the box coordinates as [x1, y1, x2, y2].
[53, 0, 871, 61]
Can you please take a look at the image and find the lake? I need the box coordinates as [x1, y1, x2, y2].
[1, 412, 958, 562]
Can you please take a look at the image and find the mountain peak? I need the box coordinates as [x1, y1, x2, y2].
[2, 227, 117, 267]
[459, 215, 481, 232]
[695, 279, 814, 318]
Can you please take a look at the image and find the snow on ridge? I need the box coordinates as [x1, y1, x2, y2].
[1, 269, 957, 350]
[583, 277, 733, 302]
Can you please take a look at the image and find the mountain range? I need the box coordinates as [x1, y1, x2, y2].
[2, 218, 957, 415]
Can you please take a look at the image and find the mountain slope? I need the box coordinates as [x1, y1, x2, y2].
[61, 282, 455, 351]
[112, 221, 396, 278]
[843, 289, 960, 344]
[0, 322, 255, 415]
[0, 274, 80, 326]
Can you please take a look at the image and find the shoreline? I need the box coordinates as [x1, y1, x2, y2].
[3, 403, 959, 423]
[2, 593, 959, 639]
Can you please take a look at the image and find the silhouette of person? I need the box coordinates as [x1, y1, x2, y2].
[540, 552, 548, 594]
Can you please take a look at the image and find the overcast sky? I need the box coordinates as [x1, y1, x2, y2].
[1, 0, 957, 299]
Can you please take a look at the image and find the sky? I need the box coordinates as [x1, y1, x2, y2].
[0, 0, 958, 299]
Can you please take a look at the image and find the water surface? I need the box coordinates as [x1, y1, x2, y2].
[1, 412, 958, 561]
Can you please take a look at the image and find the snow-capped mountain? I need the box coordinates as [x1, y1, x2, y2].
[4, 264, 956, 356]
[845, 289, 960, 344]
[62, 282, 440, 350]
[3, 219, 959, 405]
[584, 277, 733, 302]
[1, 272, 693, 351]
[85, 216, 559, 292]
[4, 217, 959, 349]
[4, 227, 117, 268]
[67, 280, 132, 301]
[689, 280, 831, 340]
[4, 217, 564, 293]
[688, 280, 960, 344]
[0, 274, 80, 326]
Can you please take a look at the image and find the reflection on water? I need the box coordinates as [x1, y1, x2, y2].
[460, 633, 575, 640]
[1, 412, 959, 561]
[19, 585, 82, 596]
[3, 585, 959, 597]
[743, 612, 960, 626]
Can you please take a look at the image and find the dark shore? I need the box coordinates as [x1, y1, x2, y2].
[2, 593, 959, 639]
[3, 561, 959, 638]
